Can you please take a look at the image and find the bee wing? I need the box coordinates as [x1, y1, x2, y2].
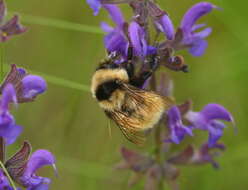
[105, 110, 146, 145]
[105, 83, 173, 145]
[121, 83, 173, 111]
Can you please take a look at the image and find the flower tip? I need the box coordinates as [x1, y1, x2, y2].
[86, 0, 101, 16]
[52, 164, 58, 178]
[211, 4, 222, 11]
[230, 118, 238, 135]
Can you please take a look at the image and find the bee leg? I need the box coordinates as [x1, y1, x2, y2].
[121, 46, 135, 78]
[130, 71, 152, 88]
[127, 46, 133, 63]
[130, 54, 160, 88]
[147, 54, 160, 71]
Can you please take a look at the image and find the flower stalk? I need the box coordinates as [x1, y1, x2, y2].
[0, 42, 5, 164]
[0, 160, 17, 190]
[86, 0, 235, 189]
[0, 137, 5, 162]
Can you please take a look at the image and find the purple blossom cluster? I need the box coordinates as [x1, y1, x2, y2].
[88, 0, 219, 71]
[0, 1, 56, 190]
[87, 0, 235, 189]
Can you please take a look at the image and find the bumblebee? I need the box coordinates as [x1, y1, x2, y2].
[91, 48, 173, 145]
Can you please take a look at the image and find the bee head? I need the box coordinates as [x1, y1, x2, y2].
[96, 60, 120, 71]
[92, 61, 129, 99]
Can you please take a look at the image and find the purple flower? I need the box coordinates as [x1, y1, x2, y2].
[101, 5, 128, 58]
[180, 2, 217, 56]
[22, 75, 47, 100]
[18, 150, 56, 190]
[0, 169, 13, 190]
[1, 65, 47, 103]
[0, 0, 26, 42]
[87, 0, 101, 16]
[0, 84, 22, 145]
[159, 2, 217, 56]
[101, 5, 154, 58]
[5, 142, 56, 190]
[165, 106, 193, 144]
[185, 104, 234, 147]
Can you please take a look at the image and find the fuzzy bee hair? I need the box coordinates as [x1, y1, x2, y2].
[91, 53, 173, 145]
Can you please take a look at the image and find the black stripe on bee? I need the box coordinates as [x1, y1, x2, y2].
[95, 80, 121, 101]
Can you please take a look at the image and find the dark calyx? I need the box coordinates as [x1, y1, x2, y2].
[96, 80, 121, 101]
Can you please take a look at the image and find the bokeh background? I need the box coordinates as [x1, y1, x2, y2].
[3, 0, 247, 189]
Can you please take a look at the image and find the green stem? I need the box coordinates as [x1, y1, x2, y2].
[150, 74, 165, 190]
[0, 160, 17, 190]
[155, 125, 162, 163]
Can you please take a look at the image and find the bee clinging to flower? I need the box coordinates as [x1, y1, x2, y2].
[91, 47, 174, 145]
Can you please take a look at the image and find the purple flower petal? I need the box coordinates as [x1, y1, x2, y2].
[0, 84, 22, 145]
[189, 39, 208, 56]
[140, 29, 148, 56]
[86, 0, 101, 16]
[207, 120, 226, 147]
[180, 2, 216, 35]
[103, 5, 124, 28]
[201, 104, 233, 122]
[191, 23, 206, 31]
[156, 14, 174, 40]
[3, 124, 22, 145]
[20, 150, 56, 188]
[26, 150, 56, 175]
[22, 75, 47, 99]
[17, 67, 27, 75]
[0, 169, 13, 190]
[208, 124, 223, 147]
[147, 46, 157, 55]
[0, 84, 16, 112]
[0, 15, 27, 42]
[193, 27, 212, 39]
[27, 183, 49, 190]
[100, 22, 113, 33]
[168, 106, 182, 126]
[186, 103, 234, 146]
[129, 21, 146, 56]
[166, 106, 193, 144]
[104, 28, 128, 56]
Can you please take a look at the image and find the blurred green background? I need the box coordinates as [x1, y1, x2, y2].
[3, 0, 247, 189]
